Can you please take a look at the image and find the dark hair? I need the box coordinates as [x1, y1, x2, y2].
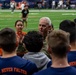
[0, 28, 16, 53]
[59, 20, 76, 43]
[23, 31, 43, 52]
[15, 20, 24, 27]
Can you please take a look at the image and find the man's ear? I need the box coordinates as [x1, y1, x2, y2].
[67, 45, 71, 52]
[48, 25, 53, 34]
[48, 46, 52, 54]
[48, 25, 51, 30]
[16, 41, 19, 47]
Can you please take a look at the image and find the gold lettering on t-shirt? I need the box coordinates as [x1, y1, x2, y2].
[1, 67, 27, 75]
[1, 67, 13, 73]
[14, 67, 27, 74]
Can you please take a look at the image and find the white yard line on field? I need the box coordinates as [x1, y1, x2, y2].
[0, 9, 76, 12]
[62, 13, 76, 15]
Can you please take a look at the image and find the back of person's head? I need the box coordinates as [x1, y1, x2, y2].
[39, 17, 52, 26]
[0, 28, 17, 53]
[47, 30, 70, 58]
[23, 31, 43, 52]
[59, 20, 76, 43]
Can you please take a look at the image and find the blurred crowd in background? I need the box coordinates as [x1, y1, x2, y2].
[0, 0, 76, 9]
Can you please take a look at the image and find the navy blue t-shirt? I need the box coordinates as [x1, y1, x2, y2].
[0, 56, 38, 75]
[47, 51, 76, 68]
[33, 66, 76, 75]
[67, 51, 76, 68]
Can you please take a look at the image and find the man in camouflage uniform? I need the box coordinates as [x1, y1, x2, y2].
[38, 17, 54, 59]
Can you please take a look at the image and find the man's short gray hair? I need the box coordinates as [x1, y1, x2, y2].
[39, 17, 52, 26]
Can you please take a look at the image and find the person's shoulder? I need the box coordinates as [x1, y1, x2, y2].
[33, 66, 76, 75]
[15, 56, 37, 68]
[16, 56, 30, 63]
[33, 68, 50, 75]
[22, 58, 38, 74]
[71, 66, 76, 70]
[68, 67, 76, 74]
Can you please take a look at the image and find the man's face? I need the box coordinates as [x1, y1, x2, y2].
[38, 19, 49, 36]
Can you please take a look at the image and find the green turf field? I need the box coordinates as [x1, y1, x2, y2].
[0, 9, 76, 32]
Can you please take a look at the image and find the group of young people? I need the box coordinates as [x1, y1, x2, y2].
[0, 8, 76, 75]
